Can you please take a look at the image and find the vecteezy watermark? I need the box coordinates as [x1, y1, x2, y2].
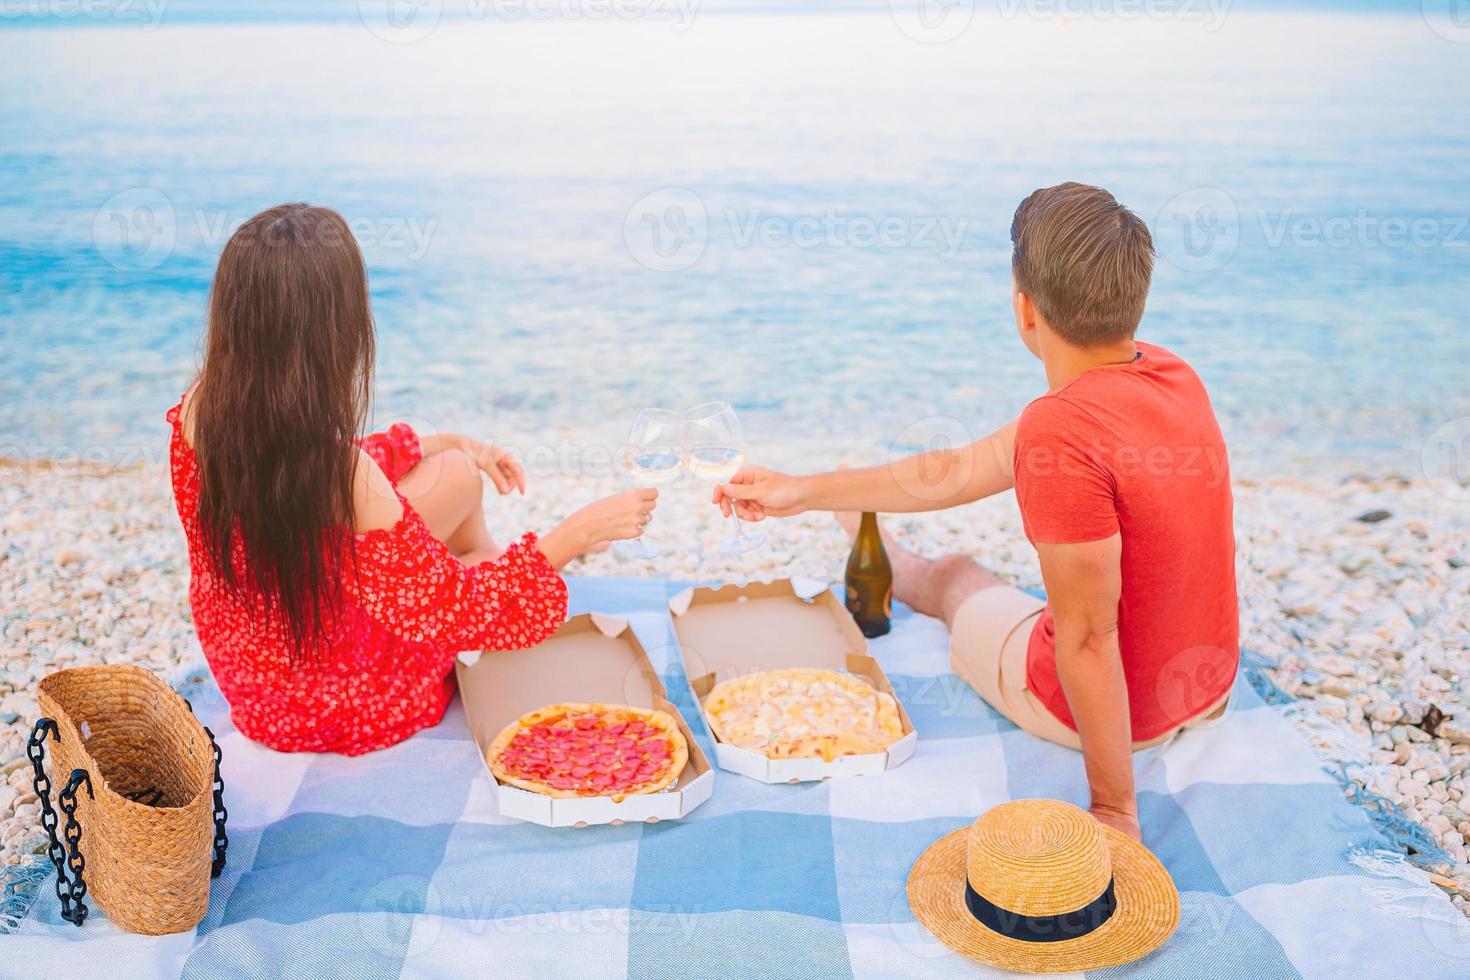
[357, 873, 704, 960]
[1155, 187, 1468, 272]
[889, 0, 1230, 42]
[886, 415, 982, 506]
[1258, 209, 1470, 250]
[193, 208, 439, 261]
[623, 187, 709, 273]
[1153, 187, 1240, 273]
[997, 0, 1230, 31]
[1016, 439, 1231, 489]
[358, 0, 699, 44]
[1152, 644, 1232, 723]
[0, 0, 169, 30]
[357, 874, 444, 957]
[359, 0, 443, 44]
[888, 0, 975, 44]
[91, 189, 439, 271]
[1422, 416, 1470, 502]
[1422, 0, 1470, 44]
[727, 209, 968, 260]
[0, 440, 168, 477]
[93, 187, 177, 272]
[623, 187, 969, 272]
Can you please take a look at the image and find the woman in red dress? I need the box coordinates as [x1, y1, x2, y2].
[169, 203, 656, 755]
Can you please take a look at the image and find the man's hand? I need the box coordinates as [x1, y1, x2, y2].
[713, 466, 807, 521]
[464, 439, 526, 495]
[1089, 802, 1141, 842]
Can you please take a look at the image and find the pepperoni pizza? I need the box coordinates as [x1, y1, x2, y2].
[487, 703, 688, 799]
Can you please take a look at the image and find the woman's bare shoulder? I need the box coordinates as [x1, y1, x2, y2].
[352, 447, 406, 534]
[178, 381, 201, 447]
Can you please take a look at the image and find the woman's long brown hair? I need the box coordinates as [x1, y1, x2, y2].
[192, 204, 375, 657]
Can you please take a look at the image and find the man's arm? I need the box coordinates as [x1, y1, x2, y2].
[1035, 533, 1139, 841]
[713, 419, 1017, 518]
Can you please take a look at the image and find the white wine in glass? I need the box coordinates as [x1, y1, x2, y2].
[616, 408, 684, 561]
[686, 446, 745, 483]
[683, 401, 766, 556]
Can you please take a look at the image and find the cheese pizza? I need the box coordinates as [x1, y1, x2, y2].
[702, 667, 905, 762]
[488, 703, 688, 800]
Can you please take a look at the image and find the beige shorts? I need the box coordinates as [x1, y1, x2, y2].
[948, 585, 1229, 752]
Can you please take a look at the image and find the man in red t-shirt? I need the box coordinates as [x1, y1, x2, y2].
[713, 182, 1239, 842]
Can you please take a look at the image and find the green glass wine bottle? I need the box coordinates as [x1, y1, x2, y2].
[845, 512, 892, 638]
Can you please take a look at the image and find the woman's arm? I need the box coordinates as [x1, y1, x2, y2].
[419, 432, 525, 495]
[354, 448, 655, 572]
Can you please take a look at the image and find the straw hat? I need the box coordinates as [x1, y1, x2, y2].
[908, 799, 1178, 973]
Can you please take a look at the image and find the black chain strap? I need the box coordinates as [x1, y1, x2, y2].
[203, 725, 228, 877]
[56, 768, 93, 926]
[27, 719, 87, 927]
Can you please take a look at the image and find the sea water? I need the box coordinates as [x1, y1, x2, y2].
[1, 2, 1466, 478]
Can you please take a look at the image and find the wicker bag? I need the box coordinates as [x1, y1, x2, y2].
[26, 664, 228, 934]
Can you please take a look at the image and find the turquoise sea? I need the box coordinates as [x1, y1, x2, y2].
[1, 1, 1467, 476]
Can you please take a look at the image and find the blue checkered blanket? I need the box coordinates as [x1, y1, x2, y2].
[6, 577, 1468, 979]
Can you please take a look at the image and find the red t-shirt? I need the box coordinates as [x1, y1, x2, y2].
[1015, 342, 1239, 742]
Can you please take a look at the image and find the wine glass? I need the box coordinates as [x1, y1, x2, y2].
[683, 401, 766, 555]
[615, 408, 685, 560]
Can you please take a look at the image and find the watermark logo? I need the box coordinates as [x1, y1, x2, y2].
[623, 188, 970, 272]
[1152, 645, 1232, 723]
[357, 874, 443, 957]
[1258, 209, 1468, 250]
[728, 209, 967, 259]
[1156, 187, 1466, 271]
[887, 415, 978, 505]
[92, 187, 177, 272]
[1422, 416, 1470, 502]
[1419, 886, 1470, 961]
[90, 194, 438, 271]
[357, 0, 699, 42]
[0, 0, 169, 30]
[996, 0, 1230, 31]
[1423, 0, 1470, 44]
[624, 187, 709, 272]
[1153, 187, 1239, 272]
[890, 868, 962, 960]
[889, 0, 975, 44]
[359, 0, 443, 44]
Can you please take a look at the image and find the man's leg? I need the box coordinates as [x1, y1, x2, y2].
[833, 510, 1004, 627]
[396, 448, 501, 561]
[834, 509, 1081, 748]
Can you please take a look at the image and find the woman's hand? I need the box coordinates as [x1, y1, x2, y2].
[463, 439, 525, 495]
[537, 489, 658, 569]
[574, 488, 659, 546]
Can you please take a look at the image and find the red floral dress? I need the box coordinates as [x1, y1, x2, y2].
[167, 401, 568, 755]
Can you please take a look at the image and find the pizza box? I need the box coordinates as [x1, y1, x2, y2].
[669, 577, 918, 784]
[456, 613, 714, 828]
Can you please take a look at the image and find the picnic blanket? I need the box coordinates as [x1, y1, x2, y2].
[5, 576, 1467, 979]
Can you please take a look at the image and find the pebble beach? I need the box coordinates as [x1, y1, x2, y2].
[2, 454, 1468, 919]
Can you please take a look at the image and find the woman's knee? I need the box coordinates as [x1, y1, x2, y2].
[400, 447, 482, 515]
[429, 448, 482, 498]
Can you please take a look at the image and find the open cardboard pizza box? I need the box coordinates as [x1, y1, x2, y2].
[669, 577, 917, 783]
[456, 613, 713, 828]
